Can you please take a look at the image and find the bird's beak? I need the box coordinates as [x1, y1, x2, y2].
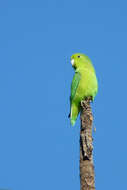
[71, 59, 75, 66]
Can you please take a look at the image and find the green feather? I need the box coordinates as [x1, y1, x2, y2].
[69, 53, 98, 126]
[70, 72, 81, 102]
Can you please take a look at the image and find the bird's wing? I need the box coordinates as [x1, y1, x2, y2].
[70, 71, 81, 103]
[68, 71, 81, 118]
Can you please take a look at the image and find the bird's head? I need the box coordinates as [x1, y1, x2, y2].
[71, 53, 91, 70]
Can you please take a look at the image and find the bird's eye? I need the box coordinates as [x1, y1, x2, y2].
[77, 56, 80, 58]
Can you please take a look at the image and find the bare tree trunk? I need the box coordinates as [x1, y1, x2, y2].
[80, 97, 95, 190]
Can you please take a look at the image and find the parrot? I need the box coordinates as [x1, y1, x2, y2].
[69, 53, 98, 126]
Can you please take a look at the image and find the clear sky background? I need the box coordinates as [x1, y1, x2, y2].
[0, 0, 127, 189]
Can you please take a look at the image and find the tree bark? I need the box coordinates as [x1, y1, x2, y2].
[80, 97, 95, 190]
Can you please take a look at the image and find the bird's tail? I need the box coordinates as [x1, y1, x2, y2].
[70, 103, 79, 126]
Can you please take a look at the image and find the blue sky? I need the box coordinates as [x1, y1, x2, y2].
[0, 0, 127, 189]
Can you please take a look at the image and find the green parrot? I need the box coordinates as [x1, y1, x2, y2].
[69, 53, 98, 126]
